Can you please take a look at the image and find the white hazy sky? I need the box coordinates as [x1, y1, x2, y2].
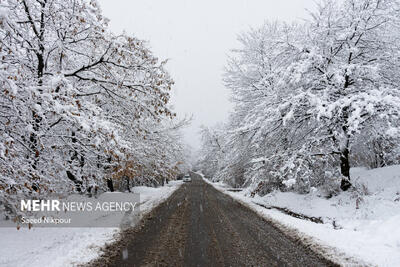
[98, 0, 317, 149]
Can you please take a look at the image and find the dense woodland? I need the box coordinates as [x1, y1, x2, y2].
[0, 0, 190, 216]
[198, 0, 400, 195]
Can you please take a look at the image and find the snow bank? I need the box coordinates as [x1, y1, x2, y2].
[201, 165, 400, 267]
[0, 181, 182, 267]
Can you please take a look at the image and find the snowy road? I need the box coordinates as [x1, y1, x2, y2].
[90, 173, 337, 266]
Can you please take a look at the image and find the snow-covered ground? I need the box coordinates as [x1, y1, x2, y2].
[0, 181, 182, 267]
[201, 165, 400, 267]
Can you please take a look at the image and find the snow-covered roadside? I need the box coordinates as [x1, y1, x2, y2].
[0, 181, 182, 267]
[200, 166, 400, 267]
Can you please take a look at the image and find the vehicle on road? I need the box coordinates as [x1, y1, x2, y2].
[183, 174, 192, 182]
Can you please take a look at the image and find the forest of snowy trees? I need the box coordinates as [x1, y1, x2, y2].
[0, 0, 189, 216]
[198, 0, 400, 195]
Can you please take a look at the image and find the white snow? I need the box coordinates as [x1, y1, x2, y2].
[201, 165, 400, 267]
[282, 178, 296, 187]
[0, 181, 182, 267]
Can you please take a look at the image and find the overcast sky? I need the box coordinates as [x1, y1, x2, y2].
[98, 0, 316, 149]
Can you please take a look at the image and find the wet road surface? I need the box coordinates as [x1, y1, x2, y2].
[90, 173, 338, 267]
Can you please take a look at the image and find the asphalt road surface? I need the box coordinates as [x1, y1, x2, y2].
[91, 173, 337, 267]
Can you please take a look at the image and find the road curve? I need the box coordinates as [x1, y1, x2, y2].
[89, 173, 338, 267]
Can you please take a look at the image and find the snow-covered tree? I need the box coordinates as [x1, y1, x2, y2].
[282, 0, 400, 190]
[197, 125, 225, 179]
[199, 0, 400, 195]
[0, 0, 187, 216]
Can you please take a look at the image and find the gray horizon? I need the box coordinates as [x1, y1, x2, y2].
[98, 0, 316, 150]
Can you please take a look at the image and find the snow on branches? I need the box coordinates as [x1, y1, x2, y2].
[0, 0, 187, 217]
[198, 0, 400, 195]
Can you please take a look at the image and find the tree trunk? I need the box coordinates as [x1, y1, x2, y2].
[66, 170, 82, 192]
[340, 147, 352, 191]
[340, 103, 352, 191]
[66, 131, 85, 192]
[125, 176, 131, 192]
[30, 53, 44, 171]
[106, 179, 114, 192]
